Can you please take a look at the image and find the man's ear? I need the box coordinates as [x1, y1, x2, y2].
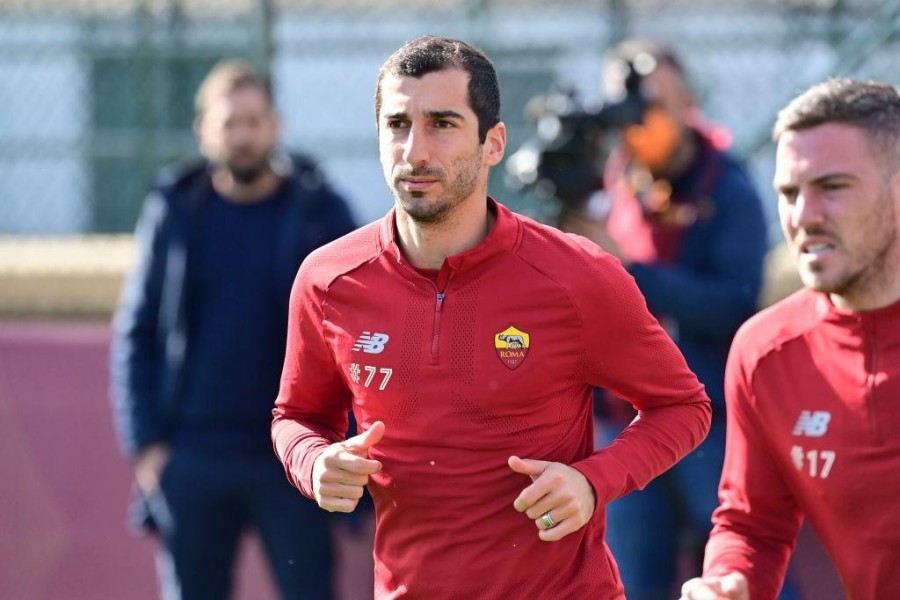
[484, 121, 507, 167]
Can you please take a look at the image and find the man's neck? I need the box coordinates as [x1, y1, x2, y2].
[395, 198, 494, 270]
[211, 168, 282, 204]
[829, 267, 900, 313]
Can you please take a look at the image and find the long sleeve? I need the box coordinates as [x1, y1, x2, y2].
[702, 339, 802, 600]
[271, 257, 354, 498]
[109, 191, 171, 457]
[571, 251, 712, 505]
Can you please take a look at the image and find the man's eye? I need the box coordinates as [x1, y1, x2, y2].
[779, 189, 798, 204]
[435, 120, 454, 128]
[387, 120, 407, 130]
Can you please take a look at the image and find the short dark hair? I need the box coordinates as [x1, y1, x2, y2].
[607, 38, 687, 80]
[374, 35, 501, 143]
[773, 78, 900, 171]
[194, 58, 273, 116]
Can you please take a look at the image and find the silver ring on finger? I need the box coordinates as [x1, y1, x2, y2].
[540, 511, 557, 529]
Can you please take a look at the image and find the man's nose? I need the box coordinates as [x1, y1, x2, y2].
[402, 123, 430, 165]
[228, 120, 256, 146]
[792, 189, 825, 229]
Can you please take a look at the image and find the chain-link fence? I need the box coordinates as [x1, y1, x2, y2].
[2, 0, 899, 235]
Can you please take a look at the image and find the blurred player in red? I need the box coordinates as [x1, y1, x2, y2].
[682, 79, 900, 600]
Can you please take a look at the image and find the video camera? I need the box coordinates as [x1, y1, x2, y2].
[504, 59, 647, 219]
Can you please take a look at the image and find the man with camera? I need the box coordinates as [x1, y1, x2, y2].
[558, 39, 770, 599]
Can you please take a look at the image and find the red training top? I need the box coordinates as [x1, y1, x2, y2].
[273, 199, 711, 599]
[705, 289, 900, 600]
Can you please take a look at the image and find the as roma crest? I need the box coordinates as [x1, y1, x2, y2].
[494, 326, 530, 370]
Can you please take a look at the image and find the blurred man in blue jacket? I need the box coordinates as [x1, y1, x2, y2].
[560, 39, 773, 599]
[110, 59, 357, 600]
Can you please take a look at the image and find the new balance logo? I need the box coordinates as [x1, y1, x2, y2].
[352, 331, 390, 354]
[792, 410, 831, 437]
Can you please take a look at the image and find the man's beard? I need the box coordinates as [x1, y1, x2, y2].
[224, 153, 271, 184]
[391, 158, 481, 225]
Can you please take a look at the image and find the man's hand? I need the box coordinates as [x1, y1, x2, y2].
[134, 443, 171, 494]
[508, 456, 596, 541]
[312, 421, 384, 513]
[680, 573, 749, 600]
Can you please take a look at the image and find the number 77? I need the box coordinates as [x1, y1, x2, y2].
[363, 366, 393, 390]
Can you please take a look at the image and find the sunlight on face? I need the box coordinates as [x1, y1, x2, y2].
[377, 69, 488, 225]
[775, 123, 899, 309]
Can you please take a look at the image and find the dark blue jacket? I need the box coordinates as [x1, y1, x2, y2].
[110, 154, 357, 457]
[606, 132, 767, 416]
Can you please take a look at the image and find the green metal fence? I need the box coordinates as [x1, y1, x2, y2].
[2, 0, 898, 234]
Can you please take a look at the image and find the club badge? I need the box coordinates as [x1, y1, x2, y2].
[494, 326, 530, 370]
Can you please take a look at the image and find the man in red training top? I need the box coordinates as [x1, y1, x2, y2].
[681, 78, 900, 600]
[273, 35, 711, 599]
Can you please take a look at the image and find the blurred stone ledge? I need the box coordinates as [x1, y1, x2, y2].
[0, 235, 135, 318]
[0, 234, 801, 318]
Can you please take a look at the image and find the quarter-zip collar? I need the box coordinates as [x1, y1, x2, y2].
[377, 197, 522, 284]
[817, 292, 900, 327]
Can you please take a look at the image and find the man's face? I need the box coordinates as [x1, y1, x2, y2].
[774, 122, 899, 308]
[196, 85, 280, 183]
[617, 63, 691, 172]
[377, 68, 504, 225]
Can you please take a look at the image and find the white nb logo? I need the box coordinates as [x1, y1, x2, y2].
[352, 331, 390, 354]
[792, 410, 831, 437]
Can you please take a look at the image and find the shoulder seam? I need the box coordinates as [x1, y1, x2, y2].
[742, 294, 823, 387]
